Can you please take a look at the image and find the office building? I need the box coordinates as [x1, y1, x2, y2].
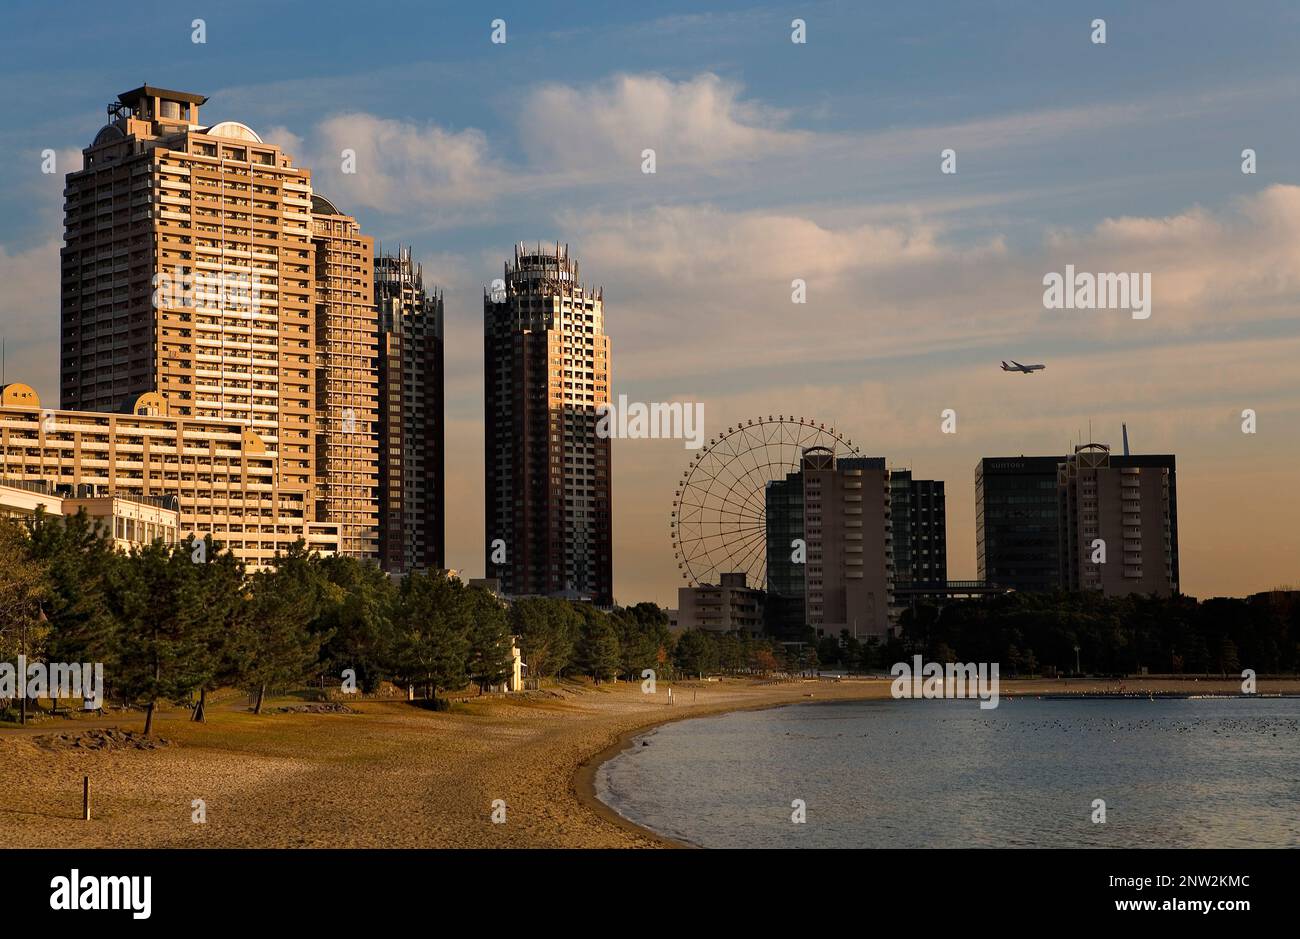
[975, 456, 1064, 592]
[483, 243, 611, 604]
[375, 246, 444, 573]
[978, 446, 1179, 596]
[889, 470, 947, 584]
[764, 471, 806, 637]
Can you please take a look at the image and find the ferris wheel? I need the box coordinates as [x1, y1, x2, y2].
[669, 415, 861, 589]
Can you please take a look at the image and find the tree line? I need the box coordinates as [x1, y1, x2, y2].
[0, 512, 788, 733]
[811, 590, 1300, 676]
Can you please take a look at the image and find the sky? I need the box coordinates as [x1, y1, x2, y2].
[1, 0, 1297, 604]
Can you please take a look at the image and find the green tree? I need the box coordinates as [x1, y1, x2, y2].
[108, 541, 213, 735]
[187, 539, 248, 722]
[673, 629, 718, 678]
[237, 543, 328, 715]
[0, 518, 51, 723]
[575, 607, 620, 682]
[25, 510, 117, 688]
[816, 635, 841, 669]
[315, 556, 398, 693]
[510, 597, 578, 679]
[391, 571, 470, 702]
[464, 585, 511, 692]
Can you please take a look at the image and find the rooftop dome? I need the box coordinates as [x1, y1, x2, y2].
[205, 121, 263, 143]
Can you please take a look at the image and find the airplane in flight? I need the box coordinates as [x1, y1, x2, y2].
[1001, 360, 1045, 374]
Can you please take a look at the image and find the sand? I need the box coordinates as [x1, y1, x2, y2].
[1, 676, 1293, 848]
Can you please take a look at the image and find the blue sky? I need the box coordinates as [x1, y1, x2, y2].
[1, 1, 1298, 601]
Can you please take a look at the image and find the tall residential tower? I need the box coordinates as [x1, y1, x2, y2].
[483, 243, 612, 604]
[55, 84, 380, 566]
[62, 86, 317, 498]
[375, 246, 444, 574]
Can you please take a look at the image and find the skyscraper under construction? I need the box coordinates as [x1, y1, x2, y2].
[483, 243, 612, 604]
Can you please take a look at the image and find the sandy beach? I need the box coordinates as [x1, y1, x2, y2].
[1, 676, 1294, 848]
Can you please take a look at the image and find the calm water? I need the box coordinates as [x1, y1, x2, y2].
[595, 697, 1300, 848]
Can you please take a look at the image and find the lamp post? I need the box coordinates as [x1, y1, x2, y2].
[1073, 644, 1081, 676]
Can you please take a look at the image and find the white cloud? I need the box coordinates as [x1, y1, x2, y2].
[518, 72, 809, 176]
[560, 185, 1300, 383]
[304, 113, 507, 213]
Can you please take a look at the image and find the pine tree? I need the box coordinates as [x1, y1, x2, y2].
[237, 543, 328, 715]
[464, 585, 511, 692]
[391, 572, 469, 703]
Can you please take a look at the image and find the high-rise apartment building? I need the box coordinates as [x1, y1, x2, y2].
[62, 86, 317, 499]
[311, 195, 378, 559]
[1058, 444, 1178, 596]
[804, 451, 893, 640]
[375, 246, 444, 574]
[483, 243, 612, 604]
[56, 84, 382, 568]
[765, 448, 894, 640]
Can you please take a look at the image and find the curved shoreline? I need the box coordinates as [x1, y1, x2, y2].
[569, 677, 1300, 850]
[573, 720, 688, 848]
[572, 690, 880, 848]
[7, 676, 1296, 847]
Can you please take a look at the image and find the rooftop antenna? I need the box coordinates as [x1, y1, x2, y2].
[1122, 422, 1130, 456]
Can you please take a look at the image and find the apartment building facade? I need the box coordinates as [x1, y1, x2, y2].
[802, 450, 894, 640]
[0, 382, 336, 565]
[311, 195, 378, 559]
[62, 85, 317, 500]
[483, 243, 612, 604]
[675, 572, 764, 636]
[0, 477, 181, 551]
[56, 85, 391, 566]
[1058, 443, 1178, 596]
[375, 246, 444, 574]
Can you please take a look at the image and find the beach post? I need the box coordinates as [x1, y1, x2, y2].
[82, 775, 90, 821]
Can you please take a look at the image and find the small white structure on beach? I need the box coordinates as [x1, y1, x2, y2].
[487, 637, 527, 693]
[508, 637, 524, 692]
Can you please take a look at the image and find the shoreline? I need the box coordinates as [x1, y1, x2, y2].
[3, 676, 1296, 848]
[568, 677, 1300, 849]
[571, 691, 835, 848]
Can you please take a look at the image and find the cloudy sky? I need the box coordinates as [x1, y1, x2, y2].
[1, 0, 1297, 603]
